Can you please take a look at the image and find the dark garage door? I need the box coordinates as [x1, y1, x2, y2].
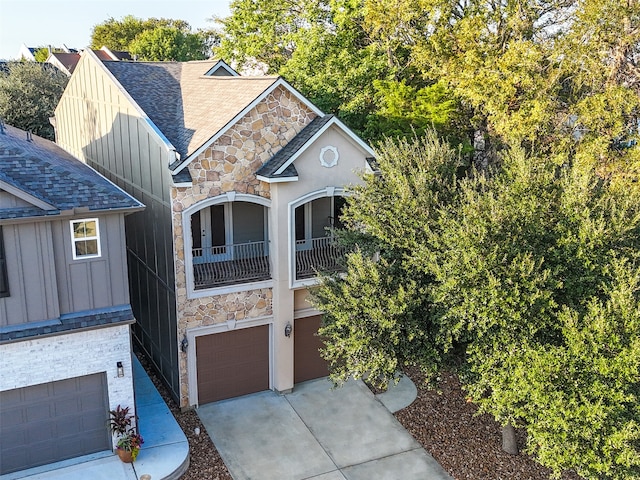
[196, 325, 270, 404]
[294, 315, 329, 384]
[0, 373, 110, 475]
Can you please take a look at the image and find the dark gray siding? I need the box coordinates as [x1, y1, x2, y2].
[55, 55, 180, 400]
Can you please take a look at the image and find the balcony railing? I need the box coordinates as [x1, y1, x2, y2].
[295, 236, 346, 280]
[193, 241, 270, 289]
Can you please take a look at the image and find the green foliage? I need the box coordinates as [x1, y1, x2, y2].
[129, 27, 207, 61]
[312, 133, 465, 386]
[314, 132, 640, 478]
[90, 16, 209, 61]
[216, 0, 465, 142]
[0, 62, 68, 140]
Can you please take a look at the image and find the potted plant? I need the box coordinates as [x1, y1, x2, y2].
[108, 405, 144, 463]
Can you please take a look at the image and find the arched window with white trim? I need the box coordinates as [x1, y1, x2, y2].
[184, 193, 271, 292]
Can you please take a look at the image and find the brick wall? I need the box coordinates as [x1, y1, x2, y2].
[0, 325, 135, 418]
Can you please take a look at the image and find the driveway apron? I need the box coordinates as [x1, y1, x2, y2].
[197, 378, 452, 480]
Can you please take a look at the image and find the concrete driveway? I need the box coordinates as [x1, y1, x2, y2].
[197, 378, 452, 480]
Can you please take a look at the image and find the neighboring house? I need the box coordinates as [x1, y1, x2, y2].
[0, 124, 144, 474]
[47, 47, 132, 76]
[53, 50, 375, 408]
[17, 43, 78, 62]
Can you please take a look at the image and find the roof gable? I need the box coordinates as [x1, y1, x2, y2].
[0, 125, 143, 220]
[256, 115, 376, 183]
[100, 58, 284, 162]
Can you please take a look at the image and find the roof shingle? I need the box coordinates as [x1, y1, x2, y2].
[102, 60, 279, 160]
[256, 115, 334, 179]
[0, 124, 143, 220]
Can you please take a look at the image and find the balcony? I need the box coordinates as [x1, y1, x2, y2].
[295, 236, 346, 280]
[193, 241, 270, 289]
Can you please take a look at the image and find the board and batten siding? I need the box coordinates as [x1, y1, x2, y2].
[0, 213, 131, 327]
[55, 52, 181, 400]
[51, 214, 130, 314]
[0, 221, 59, 326]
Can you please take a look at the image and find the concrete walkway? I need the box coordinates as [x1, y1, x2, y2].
[1, 357, 189, 480]
[197, 377, 452, 480]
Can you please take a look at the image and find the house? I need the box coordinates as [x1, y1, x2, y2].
[17, 43, 78, 62]
[0, 124, 144, 474]
[53, 50, 375, 408]
[47, 47, 132, 76]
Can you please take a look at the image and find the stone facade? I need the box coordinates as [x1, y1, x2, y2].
[171, 85, 316, 406]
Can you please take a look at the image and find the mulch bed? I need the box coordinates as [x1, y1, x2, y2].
[137, 353, 582, 479]
[394, 367, 583, 480]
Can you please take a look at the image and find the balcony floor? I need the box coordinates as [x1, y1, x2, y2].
[194, 257, 270, 290]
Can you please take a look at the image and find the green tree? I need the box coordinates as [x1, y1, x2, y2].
[312, 133, 640, 478]
[90, 16, 210, 61]
[0, 62, 68, 139]
[129, 26, 207, 61]
[90, 15, 191, 51]
[216, 0, 464, 142]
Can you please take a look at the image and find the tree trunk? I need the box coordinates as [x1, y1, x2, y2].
[473, 128, 488, 172]
[502, 424, 519, 455]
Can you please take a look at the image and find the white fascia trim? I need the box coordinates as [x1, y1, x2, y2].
[0, 180, 56, 211]
[330, 115, 376, 157]
[85, 49, 179, 163]
[204, 60, 239, 77]
[273, 116, 376, 176]
[172, 77, 324, 176]
[293, 307, 322, 319]
[256, 174, 298, 184]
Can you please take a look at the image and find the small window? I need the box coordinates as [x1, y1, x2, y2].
[0, 226, 9, 297]
[70, 219, 101, 259]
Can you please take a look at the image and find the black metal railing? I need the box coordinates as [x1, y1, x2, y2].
[193, 241, 270, 289]
[295, 236, 346, 280]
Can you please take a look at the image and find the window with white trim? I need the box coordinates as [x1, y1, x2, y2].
[70, 218, 101, 259]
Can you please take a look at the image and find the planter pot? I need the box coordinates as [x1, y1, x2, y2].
[116, 448, 134, 463]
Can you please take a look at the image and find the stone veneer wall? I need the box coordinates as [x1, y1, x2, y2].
[171, 85, 316, 406]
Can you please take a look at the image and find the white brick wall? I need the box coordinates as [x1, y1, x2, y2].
[0, 325, 136, 418]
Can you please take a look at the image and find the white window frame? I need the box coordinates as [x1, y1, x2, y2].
[183, 192, 273, 298]
[70, 218, 101, 260]
[289, 187, 347, 288]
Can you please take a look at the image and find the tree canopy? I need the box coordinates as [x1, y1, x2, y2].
[0, 62, 68, 140]
[217, 0, 640, 169]
[312, 133, 640, 479]
[90, 15, 215, 61]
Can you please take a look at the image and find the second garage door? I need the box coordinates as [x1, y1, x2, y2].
[196, 325, 270, 404]
[294, 315, 330, 384]
[0, 373, 110, 475]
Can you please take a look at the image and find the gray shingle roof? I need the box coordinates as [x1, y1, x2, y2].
[102, 60, 279, 161]
[0, 305, 135, 343]
[256, 115, 334, 179]
[0, 124, 143, 220]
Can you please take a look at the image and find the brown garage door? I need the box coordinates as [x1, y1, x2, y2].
[294, 315, 330, 384]
[196, 325, 270, 404]
[0, 373, 110, 475]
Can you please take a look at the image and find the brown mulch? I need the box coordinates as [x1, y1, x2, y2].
[138, 353, 582, 479]
[394, 366, 584, 480]
[137, 353, 232, 480]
